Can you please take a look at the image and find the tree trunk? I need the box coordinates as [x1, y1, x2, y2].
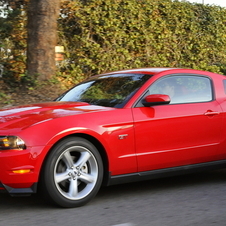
[27, 0, 60, 80]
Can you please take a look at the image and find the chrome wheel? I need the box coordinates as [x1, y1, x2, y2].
[54, 146, 98, 200]
[42, 137, 103, 208]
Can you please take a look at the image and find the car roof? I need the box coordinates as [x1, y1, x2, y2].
[101, 67, 226, 79]
[104, 68, 177, 75]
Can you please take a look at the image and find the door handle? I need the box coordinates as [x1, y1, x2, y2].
[204, 111, 220, 116]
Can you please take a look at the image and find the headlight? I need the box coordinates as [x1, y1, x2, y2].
[0, 136, 26, 150]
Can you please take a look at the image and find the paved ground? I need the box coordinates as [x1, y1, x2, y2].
[0, 169, 226, 226]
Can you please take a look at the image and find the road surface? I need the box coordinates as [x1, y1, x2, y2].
[0, 169, 226, 226]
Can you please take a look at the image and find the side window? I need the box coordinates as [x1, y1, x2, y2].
[149, 75, 212, 104]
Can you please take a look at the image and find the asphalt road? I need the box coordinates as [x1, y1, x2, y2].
[0, 169, 226, 226]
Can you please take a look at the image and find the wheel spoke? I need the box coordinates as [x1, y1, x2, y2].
[55, 171, 70, 183]
[79, 172, 95, 184]
[75, 151, 91, 168]
[62, 151, 74, 168]
[68, 179, 78, 198]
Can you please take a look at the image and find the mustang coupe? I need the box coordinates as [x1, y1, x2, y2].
[1, 68, 226, 207]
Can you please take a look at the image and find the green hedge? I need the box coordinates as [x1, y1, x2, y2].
[57, 0, 226, 84]
[1, 0, 226, 85]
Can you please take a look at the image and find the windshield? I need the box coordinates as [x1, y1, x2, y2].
[56, 73, 152, 108]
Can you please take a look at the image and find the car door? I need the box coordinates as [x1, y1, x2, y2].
[132, 74, 223, 172]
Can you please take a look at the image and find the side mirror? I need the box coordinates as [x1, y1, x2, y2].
[142, 94, 171, 107]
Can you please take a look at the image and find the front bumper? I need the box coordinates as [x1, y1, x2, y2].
[0, 146, 46, 194]
[0, 181, 37, 196]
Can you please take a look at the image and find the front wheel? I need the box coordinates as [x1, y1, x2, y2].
[41, 137, 103, 208]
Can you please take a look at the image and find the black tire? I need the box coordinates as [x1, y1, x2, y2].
[41, 137, 103, 208]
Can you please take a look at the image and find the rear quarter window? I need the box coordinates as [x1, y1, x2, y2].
[223, 80, 226, 94]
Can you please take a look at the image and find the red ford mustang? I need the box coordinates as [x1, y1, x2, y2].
[1, 68, 226, 207]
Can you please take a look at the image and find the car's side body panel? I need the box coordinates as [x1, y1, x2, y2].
[107, 159, 226, 186]
[132, 101, 223, 171]
[0, 106, 138, 188]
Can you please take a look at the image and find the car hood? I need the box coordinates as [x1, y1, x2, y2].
[0, 101, 113, 131]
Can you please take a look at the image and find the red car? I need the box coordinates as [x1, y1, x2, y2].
[1, 68, 226, 207]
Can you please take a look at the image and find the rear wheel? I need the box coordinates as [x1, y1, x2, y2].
[42, 137, 103, 207]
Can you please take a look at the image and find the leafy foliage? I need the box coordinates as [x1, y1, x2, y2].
[1, 0, 226, 86]
[57, 0, 226, 84]
[0, 2, 27, 84]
